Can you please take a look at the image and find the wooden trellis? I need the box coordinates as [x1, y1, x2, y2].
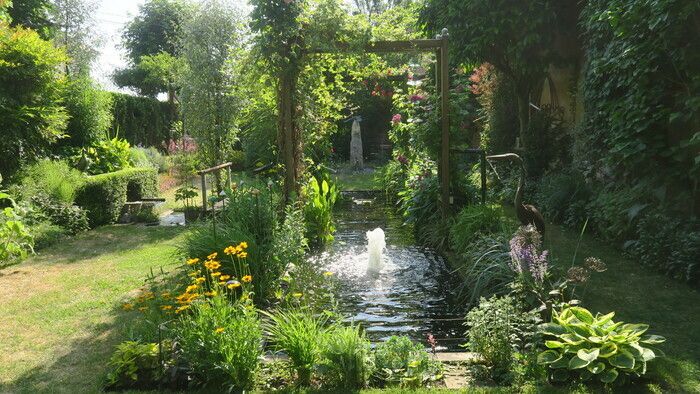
[280, 29, 452, 215]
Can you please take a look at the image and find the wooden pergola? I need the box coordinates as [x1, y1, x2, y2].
[280, 29, 452, 214]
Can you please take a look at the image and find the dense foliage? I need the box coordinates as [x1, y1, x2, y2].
[110, 92, 176, 147]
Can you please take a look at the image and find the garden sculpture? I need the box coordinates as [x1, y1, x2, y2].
[486, 153, 545, 236]
[350, 115, 364, 169]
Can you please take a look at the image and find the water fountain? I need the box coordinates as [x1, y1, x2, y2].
[366, 227, 386, 273]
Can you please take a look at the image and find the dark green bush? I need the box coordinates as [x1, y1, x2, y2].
[60, 76, 113, 148]
[586, 185, 651, 244]
[75, 168, 158, 226]
[110, 92, 176, 147]
[31, 221, 65, 250]
[105, 341, 166, 390]
[534, 170, 590, 228]
[30, 194, 89, 234]
[632, 212, 700, 286]
[228, 150, 245, 171]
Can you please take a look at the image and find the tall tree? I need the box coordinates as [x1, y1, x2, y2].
[180, 0, 245, 190]
[0, 23, 68, 177]
[51, 0, 100, 76]
[114, 0, 188, 97]
[7, 0, 54, 39]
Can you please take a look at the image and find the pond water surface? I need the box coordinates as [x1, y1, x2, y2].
[309, 191, 467, 351]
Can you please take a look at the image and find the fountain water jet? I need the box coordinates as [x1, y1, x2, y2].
[366, 227, 385, 273]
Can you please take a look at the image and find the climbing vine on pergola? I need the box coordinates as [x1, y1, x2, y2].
[250, 0, 453, 213]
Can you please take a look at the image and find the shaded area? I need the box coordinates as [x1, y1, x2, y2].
[310, 191, 467, 350]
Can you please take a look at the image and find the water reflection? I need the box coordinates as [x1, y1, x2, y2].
[308, 191, 467, 350]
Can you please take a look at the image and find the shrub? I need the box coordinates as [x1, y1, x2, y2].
[130, 146, 167, 172]
[449, 204, 510, 255]
[534, 170, 591, 228]
[303, 172, 339, 247]
[74, 168, 158, 226]
[465, 295, 540, 382]
[20, 159, 85, 203]
[587, 185, 651, 244]
[60, 75, 113, 148]
[30, 194, 89, 234]
[228, 150, 245, 171]
[538, 306, 665, 384]
[319, 324, 373, 389]
[373, 335, 442, 388]
[31, 221, 65, 249]
[263, 309, 329, 386]
[632, 212, 700, 286]
[79, 137, 132, 175]
[105, 341, 165, 390]
[177, 294, 262, 390]
[0, 192, 34, 267]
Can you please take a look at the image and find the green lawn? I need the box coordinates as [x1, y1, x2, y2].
[0, 225, 186, 393]
[546, 222, 700, 393]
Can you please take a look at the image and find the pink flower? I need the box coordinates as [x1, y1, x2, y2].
[410, 94, 425, 103]
[391, 114, 402, 125]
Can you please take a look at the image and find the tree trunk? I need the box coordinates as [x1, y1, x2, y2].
[278, 68, 301, 204]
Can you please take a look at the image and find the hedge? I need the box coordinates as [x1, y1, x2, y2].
[75, 168, 159, 226]
[111, 92, 176, 147]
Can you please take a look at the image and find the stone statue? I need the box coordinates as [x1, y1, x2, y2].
[350, 117, 363, 169]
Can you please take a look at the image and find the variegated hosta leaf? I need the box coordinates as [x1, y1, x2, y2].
[594, 311, 615, 326]
[537, 350, 561, 364]
[598, 342, 618, 358]
[540, 322, 566, 336]
[545, 340, 565, 349]
[568, 307, 595, 324]
[577, 348, 600, 363]
[609, 349, 636, 370]
[568, 355, 591, 369]
[587, 361, 606, 374]
[640, 334, 666, 345]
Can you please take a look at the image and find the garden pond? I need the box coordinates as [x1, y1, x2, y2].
[309, 191, 467, 350]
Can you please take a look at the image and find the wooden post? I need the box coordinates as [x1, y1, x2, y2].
[279, 69, 298, 204]
[439, 29, 450, 216]
[226, 165, 232, 189]
[200, 173, 207, 214]
[480, 150, 487, 204]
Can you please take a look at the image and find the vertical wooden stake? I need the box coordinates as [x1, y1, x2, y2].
[226, 165, 232, 189]
[480, 150, 487, 204]
[201, 173, 207, 214]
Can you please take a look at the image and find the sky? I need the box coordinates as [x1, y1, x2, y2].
[93, 0, 144, 91]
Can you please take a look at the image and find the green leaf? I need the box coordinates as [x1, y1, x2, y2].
[545, 340, 565, 349]
[577, 348, 600, 363]
[599, 342, 618, 358]
[640, 335, 665, 345]
[588, 361, 606, 374]
[550, 356, 569, 369]
[540, 323, 566, 336]
[621, 323, 649, 336]
[569, 355, 592, 369]
[600, 368, 619, 383]
[537, 350, 562, 365]
[560, 333, 585, 345]
[594, 311, 615, 326]
[609, 349, 635, 370]
[568, 307, 595, 324]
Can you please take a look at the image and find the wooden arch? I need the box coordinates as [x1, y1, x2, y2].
[280, 29, 451, 215]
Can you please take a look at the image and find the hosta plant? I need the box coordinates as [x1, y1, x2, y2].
[537, 306, 665, 384]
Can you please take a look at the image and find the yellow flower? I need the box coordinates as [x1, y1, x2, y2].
[214, 327, 225, 334]
[204, 291, 217, 297]
[323, 271, 334, 277]
[220, 275, 231, 281]
[161, 305, 173, 310]
[186, 284, 198, 293]
[227, 281, 241, 289]
[175, 305, 190, 313]
[211, 271, 221, 277]
[195, 277, 206, 284]
[242, 275, 252, 283]
[207, 252, 218, 260]
[204, 261, 221, 270]
[224, 246, 236, 255]
[122, 303, 134, 311]
[239, 241, 248, 249]
[138, 306, 148, 312]
[186, 258, 200, 265]
[238, 251, 248, 259]
[292, 292, 303, 298]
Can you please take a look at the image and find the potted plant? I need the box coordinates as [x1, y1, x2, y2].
[175, 186, 199, 224]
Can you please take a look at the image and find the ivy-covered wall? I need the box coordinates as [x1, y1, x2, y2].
[577, 0, 700, 206]
[110, 92, 177, 148]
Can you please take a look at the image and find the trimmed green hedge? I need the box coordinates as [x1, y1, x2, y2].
[111, 92, 176, 147]
[75, 168, 159, 226]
